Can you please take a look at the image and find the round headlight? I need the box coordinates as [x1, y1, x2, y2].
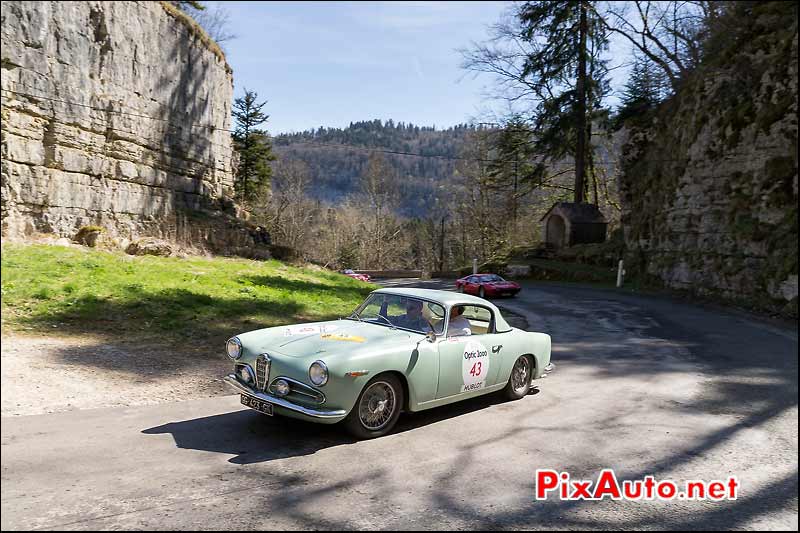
[274, 379, 290, 397]
[309, 361, 329, 387]
[226, 337, 242, 360]
[238, 366, 253, 384]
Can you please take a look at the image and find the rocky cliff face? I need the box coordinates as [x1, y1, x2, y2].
[620, 2, 798, 317]
[1, 1, 264, 255]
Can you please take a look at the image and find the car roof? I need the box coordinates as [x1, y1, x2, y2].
[371, 288, 512, 331]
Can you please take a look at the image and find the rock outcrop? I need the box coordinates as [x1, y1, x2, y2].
[619, 2, 798, 316]
[1, 1, 267, 256]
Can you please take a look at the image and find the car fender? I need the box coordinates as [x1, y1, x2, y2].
[494, 330, 551, 383]
[319, 340, 438, 415]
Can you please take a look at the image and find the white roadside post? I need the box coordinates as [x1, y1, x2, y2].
[617, 259, 625, 288]
[473, 258, 478, 275]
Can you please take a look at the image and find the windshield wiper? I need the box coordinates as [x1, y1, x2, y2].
[347, 312, 362, 322]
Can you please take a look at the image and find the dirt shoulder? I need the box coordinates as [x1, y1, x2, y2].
[1, 298, 530, 417]
[1, 332, 232, 417]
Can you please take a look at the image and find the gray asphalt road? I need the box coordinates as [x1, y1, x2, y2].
[2, 281, 797, 530]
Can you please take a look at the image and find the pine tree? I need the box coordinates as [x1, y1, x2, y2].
[232, 90, 276, 207]
[516, 1, 610, 204]
[615, 52, 668, 126]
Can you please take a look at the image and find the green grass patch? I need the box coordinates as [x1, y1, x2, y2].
[1, 244, 375, 345]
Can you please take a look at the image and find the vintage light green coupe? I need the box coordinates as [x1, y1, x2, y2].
[224, 288, 553, 439]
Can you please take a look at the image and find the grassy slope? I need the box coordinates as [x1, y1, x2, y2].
[1, 244, 375, 346]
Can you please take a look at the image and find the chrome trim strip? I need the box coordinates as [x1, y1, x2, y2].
[291, 388, 318, 399]
[225, 375, 346, 419]
[268, 376, 326, 403]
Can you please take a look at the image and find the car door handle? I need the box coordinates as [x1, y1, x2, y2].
[492, 345, 502, 353]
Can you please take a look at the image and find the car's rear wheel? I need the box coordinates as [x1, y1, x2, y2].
[503, 355, 532, 400]
[344, 374, 404, 439]
[479, 286, 486, 299]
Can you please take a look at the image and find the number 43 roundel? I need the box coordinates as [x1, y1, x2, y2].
[461, 340, 490, 392]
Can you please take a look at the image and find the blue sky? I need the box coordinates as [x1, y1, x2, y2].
[215, 1, 627, 135]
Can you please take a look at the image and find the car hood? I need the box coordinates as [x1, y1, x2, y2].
[237, 319, 419, 359]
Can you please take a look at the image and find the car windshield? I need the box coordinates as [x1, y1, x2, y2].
[478, 274, 504, 282]
[349, 294, 445, 334]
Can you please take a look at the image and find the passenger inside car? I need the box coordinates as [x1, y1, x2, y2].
[447, 305, 472, 337]
[460, 305, 493, 335]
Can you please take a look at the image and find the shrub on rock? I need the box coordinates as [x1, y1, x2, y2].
[73, 226, 104, 248]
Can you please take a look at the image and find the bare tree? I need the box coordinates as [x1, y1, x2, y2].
[453, 131, 509, 261]
[360, 153, 399, 268]
[184, 2, 237, 48]
[260, 160, 314, 251]
[599, 1, 722, 90]
[460, 11, 551, 112]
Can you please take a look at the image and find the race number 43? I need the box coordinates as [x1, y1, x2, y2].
[469, 361, 483, 377]
[462, 341, 489, 392]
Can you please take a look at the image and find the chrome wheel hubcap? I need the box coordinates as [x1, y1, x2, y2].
[512, 357, 529, 392]
[359, 381, 396, 430]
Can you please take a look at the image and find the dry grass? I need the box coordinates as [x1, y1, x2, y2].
[159, 1, 232, 74]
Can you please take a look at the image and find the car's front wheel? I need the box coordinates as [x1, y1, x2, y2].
[457, 284, 464, 293]
[479, 286, 486, 299]
[344, 374, 404, 439]
[503, 355, 532, 400]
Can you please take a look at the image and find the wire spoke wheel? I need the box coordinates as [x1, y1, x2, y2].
[358, 381, 396, 431]
[511, 356, 530, 393]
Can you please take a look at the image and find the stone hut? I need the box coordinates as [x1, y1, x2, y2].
[541, 202, 607, 249]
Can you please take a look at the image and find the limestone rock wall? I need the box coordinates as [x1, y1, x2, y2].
[619, 3, 798, 316]
[1, 1, 261, 254]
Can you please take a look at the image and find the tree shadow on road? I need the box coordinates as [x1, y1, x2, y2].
[419, 289, 799, 530]
[142, 388, 540, 465]
[143, 409, 353, 464]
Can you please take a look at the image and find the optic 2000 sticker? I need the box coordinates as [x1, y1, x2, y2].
[462, 340, 490, 392]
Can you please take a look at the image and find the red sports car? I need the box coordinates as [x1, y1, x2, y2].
[342, 269, 371, 282]
[455, 273, 521, 298]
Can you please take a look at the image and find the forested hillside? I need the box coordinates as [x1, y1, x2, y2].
[273, 120, 478, 217]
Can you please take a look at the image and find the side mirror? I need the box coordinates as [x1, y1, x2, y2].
[426, 331, 437, 343]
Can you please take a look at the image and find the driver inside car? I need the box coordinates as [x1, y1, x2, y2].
[394, 299, 432, 333]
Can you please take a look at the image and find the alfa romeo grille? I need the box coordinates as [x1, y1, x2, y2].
[255, 354, 270, 391]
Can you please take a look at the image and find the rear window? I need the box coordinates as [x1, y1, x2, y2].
[459, 305, 494, 335]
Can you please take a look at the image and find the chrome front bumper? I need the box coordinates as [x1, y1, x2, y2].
[224, 374, 347, 419]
